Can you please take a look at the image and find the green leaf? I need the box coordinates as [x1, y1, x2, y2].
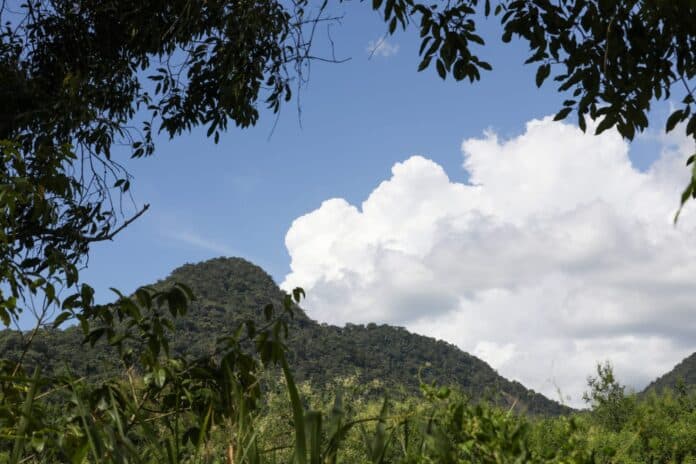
[578, 113, 587, 132]
[30, 434, 45, 453]
[554, 107, 573, 121]
[10, 368, 41, 464]
[666, 109, 684, 132]
[478, 60, 492, 71]
[675, 178, 696, 223]
[453, 60, 466, 81]
[292, 287, 305, 303]
[0, 308, 10, 327]
[436, 60, 446, 79]
[281, 355, 306, 464]
[264, 303, 274, 321]
[419, 37, 432, 56]
[155, 368, 166, 388]
[686, 115, 696, 137]
[52, 311, 73, 328]
[135, 288, 152, 309]
[595, 115, 615, 135]
[535, 64, 551, 87]
[417, 56, 432, 72]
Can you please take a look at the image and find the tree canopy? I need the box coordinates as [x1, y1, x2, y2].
[2, 1, 696, 462]
[2, 0, 695, 325]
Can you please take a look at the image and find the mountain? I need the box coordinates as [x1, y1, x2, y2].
[643, 352, 696, 395]
[0, 257, 570, 415]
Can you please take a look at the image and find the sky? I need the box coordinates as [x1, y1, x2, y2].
[53, 3, 695, 407]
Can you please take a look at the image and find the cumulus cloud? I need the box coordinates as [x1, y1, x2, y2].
[366, 37, 400, 58]
[282, 117, 696, 406]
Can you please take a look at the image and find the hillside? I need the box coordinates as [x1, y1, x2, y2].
[642, 352, 696, 395]
[0, 257, 570, 415]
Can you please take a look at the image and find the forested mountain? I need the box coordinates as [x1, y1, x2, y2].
[0, 257, 570, 415]
[642, 352, 696, 395]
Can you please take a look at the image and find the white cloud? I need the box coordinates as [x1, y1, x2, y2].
[366, 37, 400, 58]
[282, 117, 696, 407]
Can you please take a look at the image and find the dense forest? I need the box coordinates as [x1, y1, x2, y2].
[643, 352, 696, 396]
[3, 0, 696, 461]
[0, 257, 568, 415]
[2, 257, 696, 463]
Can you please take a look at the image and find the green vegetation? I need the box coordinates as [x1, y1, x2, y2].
[2, 271, 696, 462]
[529, 364, 696, 464]
[3, 0, 696, 336]
[644, 352, 696, 397]
[255, 364, 696, 464]
[2, 257, 696, 463]
[3, 1, 696, 462]
[0, 258, 567, 416]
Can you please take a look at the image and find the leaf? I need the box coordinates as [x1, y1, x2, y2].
[10, 368, 41, 464]
[666, 109, 684, 132]
[686, 115, 696, 137]
[155, 367, 166, 388]
[675, 178, 696, 223]
[367, 398, 391, 464]
[384, 0, 394, 20]
[281, 355, 306, 464]
[52, 311, 73, 328]
[436, 59, 446, 79]
[31, 434, 46, 453]
[478, 60, 492, 71]
[453, 60, 466, 81]
[0, 308, 9, 327]
[417, 56, 432, 72]
[578, 113, 587, 132]
[535, 63, 551, 87]
[292, 287, 305, 303]
[419, 37, 432, 56]
[135, 288, 152, 309]
[554, 107, 573, 121]
[264, 303, 274, 321]
[306, 411, 323, 464]
[595, 115, 615, 135]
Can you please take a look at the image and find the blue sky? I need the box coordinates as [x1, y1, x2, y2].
[50, 2, 695, 405]
[82, 3, 660, 297]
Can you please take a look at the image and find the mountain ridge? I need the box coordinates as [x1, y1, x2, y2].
[1, 257, 571, 415]
[642, 351, 696, 395]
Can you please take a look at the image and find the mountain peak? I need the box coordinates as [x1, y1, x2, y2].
[161, 256, 281, 303]
[1, 256, 572, 416]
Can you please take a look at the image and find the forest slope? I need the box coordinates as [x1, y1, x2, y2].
[643, 352, 696, 395]
[0, 257, 570, 415]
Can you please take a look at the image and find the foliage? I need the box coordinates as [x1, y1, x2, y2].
[529, 367, 696, 464]
[1, 257, 570, 416]
[253, 376, 595, 464]
[371, 0, 696, 216]
[2, 261, 696, 462]
[643, 351, 696, 396]
[3, 0, 696, 326]
[3, 1, 696, 462]
[0, 280, 302, 463]
[0, 0, 336, 326]
[582, 362, 635, 432]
